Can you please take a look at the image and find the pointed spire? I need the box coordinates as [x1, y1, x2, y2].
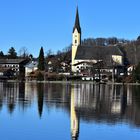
[73, 7, 81, 33]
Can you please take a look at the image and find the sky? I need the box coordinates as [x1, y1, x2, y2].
[0, 0, 140, 57]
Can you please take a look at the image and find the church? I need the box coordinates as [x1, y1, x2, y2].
[71, 8, 124, 77]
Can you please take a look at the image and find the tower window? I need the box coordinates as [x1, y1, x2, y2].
[75, 40, 77, 43]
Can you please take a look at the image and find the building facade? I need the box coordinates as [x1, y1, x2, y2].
[0, 59, 29, 78]
[71, 8, 124, 77]
[25, 60, 38, 77]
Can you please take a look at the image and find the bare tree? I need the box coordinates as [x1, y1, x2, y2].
[18, 47, 29, 58]
[46, 49, 53, 58]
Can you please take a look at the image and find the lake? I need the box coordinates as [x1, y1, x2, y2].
[0, 82, 140, 140]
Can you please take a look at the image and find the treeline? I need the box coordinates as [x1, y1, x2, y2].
[47, 36, 140, 67]
[1, 36, 140, 67]
[81, 36, 140, 66]
[82, 37, 130, 46]
[0, 46, 33, 59]
[120, 37, 140, 65]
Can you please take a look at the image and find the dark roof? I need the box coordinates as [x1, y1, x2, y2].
[73, 7, 81, 33]
[75, 45, 123, 60]
[0, 59, 27, 64]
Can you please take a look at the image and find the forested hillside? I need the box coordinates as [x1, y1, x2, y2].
[81, 36, 140, 65]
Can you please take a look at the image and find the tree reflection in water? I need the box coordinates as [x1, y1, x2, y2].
[37, 83, 44, 118]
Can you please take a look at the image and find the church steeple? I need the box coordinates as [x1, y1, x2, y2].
[73, 7, 81, 34]
[71, 7, 81, 72]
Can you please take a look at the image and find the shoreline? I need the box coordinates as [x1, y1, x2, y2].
[1, 79, 140, 85]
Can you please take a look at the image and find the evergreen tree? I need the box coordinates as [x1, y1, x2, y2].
[134, 62, 140, 82]
[8, 47, 17, 59]
[137, 36, 140, 41]
[0, 51, 4, 58]
[38, 47, 45, 70]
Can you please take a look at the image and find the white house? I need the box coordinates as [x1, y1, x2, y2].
[25, 61, 38, 77]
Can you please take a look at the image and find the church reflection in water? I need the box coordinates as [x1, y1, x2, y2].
[71, 85, 79, 140]
[0, 82, 140, 139]
[70, 83, 140, 140]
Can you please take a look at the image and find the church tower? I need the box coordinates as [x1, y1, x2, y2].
[72, 7, 81, 72]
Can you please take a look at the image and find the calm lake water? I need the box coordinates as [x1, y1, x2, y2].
[0, 82, 140, 140]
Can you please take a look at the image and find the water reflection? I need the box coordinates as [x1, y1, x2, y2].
[0, 82, 140, 139]
[70, 83, 140, 139]
[72, 84, 133, 121]
[37, 83, 44, 117]
[0, 82, 19, 113]
[71, 85, 79, 140]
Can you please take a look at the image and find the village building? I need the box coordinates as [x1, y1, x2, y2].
[71, 8, 124, 79]
[0, 59, 29, 79]
[25, 60, 38, 79]
[0, 68, 15, 79]
[127, 65, 135, 76]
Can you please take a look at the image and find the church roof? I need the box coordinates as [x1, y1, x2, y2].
[75, 45, 123, 60]
[73, 8, 81, 33]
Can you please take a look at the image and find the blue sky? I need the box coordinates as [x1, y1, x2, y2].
[0, 0, 140, 57]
